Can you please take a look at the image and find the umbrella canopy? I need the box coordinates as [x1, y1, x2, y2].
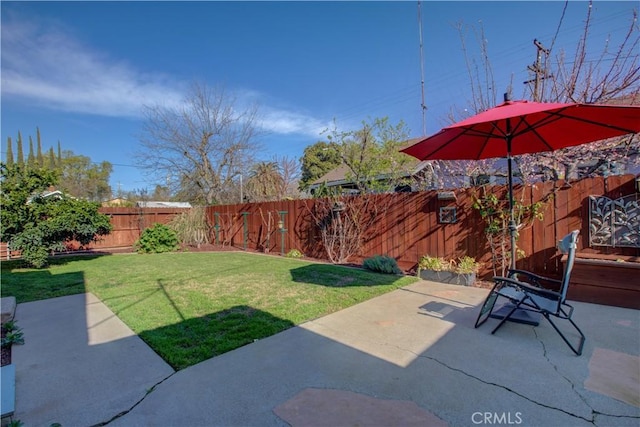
[401, 100, 640, 160]
[401, 99, 640, 269]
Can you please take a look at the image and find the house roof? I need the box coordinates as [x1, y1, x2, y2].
[309, 137, 431, 189]
[26, 189, 67, 204]
[135, 201, 192, 208]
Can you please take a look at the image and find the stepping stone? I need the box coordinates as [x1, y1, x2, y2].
[1, 297, 16, 324]
[274, 388, 448, 426]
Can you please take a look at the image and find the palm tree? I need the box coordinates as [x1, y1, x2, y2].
[246, 161, 284, 202]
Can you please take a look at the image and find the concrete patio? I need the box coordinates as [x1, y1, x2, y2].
[5, 280, 640, 426]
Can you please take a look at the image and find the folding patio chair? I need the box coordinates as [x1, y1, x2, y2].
[474, 230, 586, 355]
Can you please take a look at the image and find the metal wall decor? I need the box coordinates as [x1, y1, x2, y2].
[589, 194, 639, 248]
[439, 206, 457, 224]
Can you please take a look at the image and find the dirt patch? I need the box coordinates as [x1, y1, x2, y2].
[1, 326, 10, 367]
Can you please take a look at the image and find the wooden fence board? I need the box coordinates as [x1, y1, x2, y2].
[3, 176, 637, 279]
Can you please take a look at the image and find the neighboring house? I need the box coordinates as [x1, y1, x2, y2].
[102, 197, 131, 207]
[26, 188, 67, 204]
[135, 201, 192, 208]
[307, 138, 438, 196]
[307, 159, 437, 196]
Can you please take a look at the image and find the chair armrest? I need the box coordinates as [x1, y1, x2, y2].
[494, 276, 562, 300]
[507, 269, 562, 289]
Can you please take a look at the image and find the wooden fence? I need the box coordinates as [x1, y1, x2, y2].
[0, 207, 190, 258]
[205, 174, 639, 279]
[2, 175, 637, 280]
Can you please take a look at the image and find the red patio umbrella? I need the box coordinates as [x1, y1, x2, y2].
[401, 97, 640, 269]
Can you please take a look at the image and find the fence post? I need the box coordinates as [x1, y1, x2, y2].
[213, 212, 220, 245]
[242, 212, 249, 250]
[278, 211, 287, 256]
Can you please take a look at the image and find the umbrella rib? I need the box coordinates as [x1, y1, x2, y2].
[550, 109, 640, 134]
[512, 116, 556, 151]
[421, 128, 473, 159]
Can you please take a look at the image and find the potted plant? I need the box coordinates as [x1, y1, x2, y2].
[417, 255, 480, 286]
[1, 320, 24, 419]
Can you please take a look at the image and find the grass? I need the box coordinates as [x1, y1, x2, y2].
[1, 252, 417, 369]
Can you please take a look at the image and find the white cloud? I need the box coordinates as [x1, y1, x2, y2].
[1, 16, 331, 138]
[226, 88, 333, 139]
[260, 108, 332, 138]
[1, 18, 184, 117]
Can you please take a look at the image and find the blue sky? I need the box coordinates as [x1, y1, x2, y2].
[1, 1, 637, 194]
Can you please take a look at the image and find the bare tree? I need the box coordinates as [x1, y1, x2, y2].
[306, 194, 390, 264]
[137, 83, 262, 205]
[451, 2, 639, 183]
[522, 2, 640, 181]
[276, 155, 302, 199]
[446, 1, 639, 274]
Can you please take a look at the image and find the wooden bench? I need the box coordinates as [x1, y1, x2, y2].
[564, 253, 640, 309]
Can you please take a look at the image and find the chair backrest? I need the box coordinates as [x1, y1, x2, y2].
[557, 230, 580, 303]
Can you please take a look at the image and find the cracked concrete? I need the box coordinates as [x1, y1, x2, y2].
[10, 281, 640, 427]
[11, 294, 174, 427]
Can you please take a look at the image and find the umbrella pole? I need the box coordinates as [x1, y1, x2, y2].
[507, 155, 517, 270]
[506, 123, 517, 271]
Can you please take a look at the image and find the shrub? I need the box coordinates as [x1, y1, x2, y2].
[1, 320, 24, 347]
[418, 255, 480, 274]
[363, 255, 402, 275]
[168, 207, 210, 247]
[455, 256, 481, 274]
[135, 223, 179, 254]
[285, 249, 304, 258]
[418, 255, 451, 272]
[1, 164, 112, 267]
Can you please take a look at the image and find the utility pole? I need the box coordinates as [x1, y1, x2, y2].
[417, 0, 427, 135]
[523, 39, 552, 101]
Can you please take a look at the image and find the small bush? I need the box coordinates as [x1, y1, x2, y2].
[455, 256, 481, 274]
[168, 207, 210, 247]
[418, 255, 451, 272]
[418, 255, 480, 274]
[1, 320, 25, 347]
[285, 249, 304, 258]
[363, 255, 402, 275]
[135, 223, 179, 254]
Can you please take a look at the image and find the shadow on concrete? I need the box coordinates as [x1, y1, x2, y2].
[10, 278, 640, 427]
[12, 292, 175, 427]
[109, 281, 640, 427]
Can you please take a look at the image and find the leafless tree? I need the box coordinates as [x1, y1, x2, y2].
[446, 1, 638, 273]
[137, 83, 263, 205]
[522, 2, 640, 181]
[306, 194, 390, 264]
[277, 155, 302, 199]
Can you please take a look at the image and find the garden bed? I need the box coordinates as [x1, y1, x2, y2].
[564, 253, 640, 309]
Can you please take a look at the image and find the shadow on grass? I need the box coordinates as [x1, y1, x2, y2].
[0, 268, 86, 303]
[289, 263, 406, 288]
[1, 252, 113, 272]
[138, 305, 295, 370]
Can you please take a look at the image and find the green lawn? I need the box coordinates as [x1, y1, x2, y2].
[1, 252, 417, 369]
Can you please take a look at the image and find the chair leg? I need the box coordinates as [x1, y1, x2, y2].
[490, 300, 523, 335]
[543, 313, 586, 356]
[475, 289, 500, 328]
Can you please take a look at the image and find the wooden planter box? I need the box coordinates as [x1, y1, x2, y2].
[419, 270, 476, 286]
[1, 363, 15, 417]
[565, 254, 640, 309]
